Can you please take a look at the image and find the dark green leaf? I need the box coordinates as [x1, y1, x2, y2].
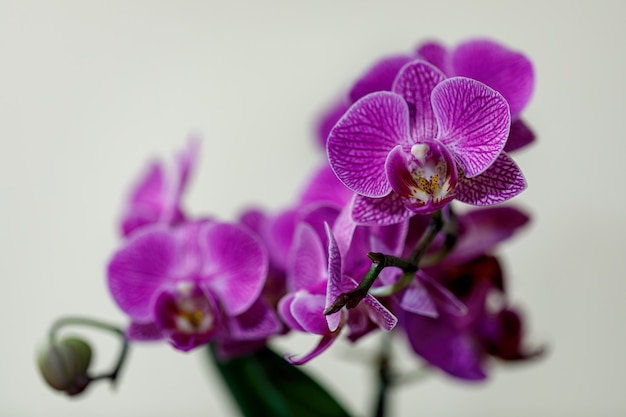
[208, 345, 352, 417]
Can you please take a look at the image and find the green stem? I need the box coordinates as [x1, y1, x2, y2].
[372, 335, 392, 417]
[49, 316, 130, 386]
[325, 210, 446, 314]
[370, 210, 445, 297]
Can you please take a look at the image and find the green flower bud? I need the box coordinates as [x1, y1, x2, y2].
[37, 336, 93, 396]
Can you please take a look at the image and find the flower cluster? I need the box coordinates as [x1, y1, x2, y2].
[105, 37, 540, 381]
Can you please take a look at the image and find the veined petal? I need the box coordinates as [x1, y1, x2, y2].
[277, 294, 306, 332]
[451, 39, 534, 118]
[448, 206, 530, 264]
[504, 119, 535, 153]
[399, 284, 438, 318]
[392, 60, 446, 141]
[299, 163, 353, 209]
[401, 311, 486, 380]
[433, 77, 510, 177]
[316, 98, 350, 149]
[288, 223, 327, 292]
[126, 321, 164, 341]
[362, 292, 398, 331]
[327, 92, 411, 198]
[227, 299, 282, 341]
[455, 152, 526, 206]
[415, 41, 451, 75]
[107, 227, 176, 320]
[201, 223, 268, 316]
[349, 54, 413, 102]
[290, 292, 330, 335]
[325, 223, 343, 332]
[352, 193, 414, 226]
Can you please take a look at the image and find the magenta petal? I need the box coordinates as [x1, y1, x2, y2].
[277, 294, 306, 332]
[392, 60, 446, 141]
[349, 54, 413, 102]
[316, 99, 350, 149]
[415, 41, 451, 75]
[327, 92, 411, 198]
[107, 228, 176, 320]
[285, 333, 338, 365]
[385, 145, 419, 197]
[399, 284, 438, 318]
[455, 152, 526, 206]
[120, 161, 168, 237]
[352, 193, 413, 226]
[331, 205, 357, 261]
[288, 223, 326, 292]
[418, 272, 467, 317]
[402, 311, 486, 380]
[325, 223, 343, 332]
[451, 39, 534, 118]
[299, 163, 353, 209]
[126, 321, 164, 341]
[290, 292, 330, 335]
[433, 77, 510, 177]
[362, 292, 398, 331]
[504, 119, 535, 153]
[201, 223, 268, 316]
[227, 299, 282, 341]
[448, 206, 530, 264]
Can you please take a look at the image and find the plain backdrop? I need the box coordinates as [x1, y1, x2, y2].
[1, 1, 624, 416]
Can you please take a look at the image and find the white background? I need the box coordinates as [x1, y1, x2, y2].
[1, 1, 624, 416]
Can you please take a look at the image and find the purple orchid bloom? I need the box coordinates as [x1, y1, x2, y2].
[107, 220, 281, 352]
[397, 206, 537, 379]
[120, 138, 199, 237]
[328, 60, 523, 226]
[278, 223, 396, 364]
[317, 38, 535, 153]
[400, 254, 540, 380]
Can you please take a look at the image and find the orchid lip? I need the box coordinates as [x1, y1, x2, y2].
[386, 142, 457, 211]
[155, 282, 218, 336]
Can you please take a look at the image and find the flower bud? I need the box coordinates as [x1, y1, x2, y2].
[37, 337, 92, 396]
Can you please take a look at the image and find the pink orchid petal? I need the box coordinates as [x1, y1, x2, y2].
[399, 284, 438, 318]
[417, 272, 468, 317]
[392, 60, 446, 141]
[285, 333, 338, 365]
[362, 292, 398, 331]
[349, 54, 413, 102]
[447, 206, 530, 264]
[107, 227, 176, 320]
[385, 145, 419, 197]
[126, 321, 164, 341]
[120, 161, 169, 236]
[455, 152, 526, 206]
[504, 119, 535, 153]
[451, 39, 534, 118]
[352, 193, 413, 226]
[415, 41, 451, 75]
[299, 163, 353, 209]
[316, 98, 350, 149]
[432, 77, 510, 177]
[288, 223, 327, 292]
[331, 204, 357, 261]
[201, 223, 268, 316]
[277, 294, 306, 332]
[327, 92, 411, 198]
[325, 223, 343, 332]
[401, 310, 486, 380]
[290, 292, 330, 335]
[227, 299, 282, 340]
